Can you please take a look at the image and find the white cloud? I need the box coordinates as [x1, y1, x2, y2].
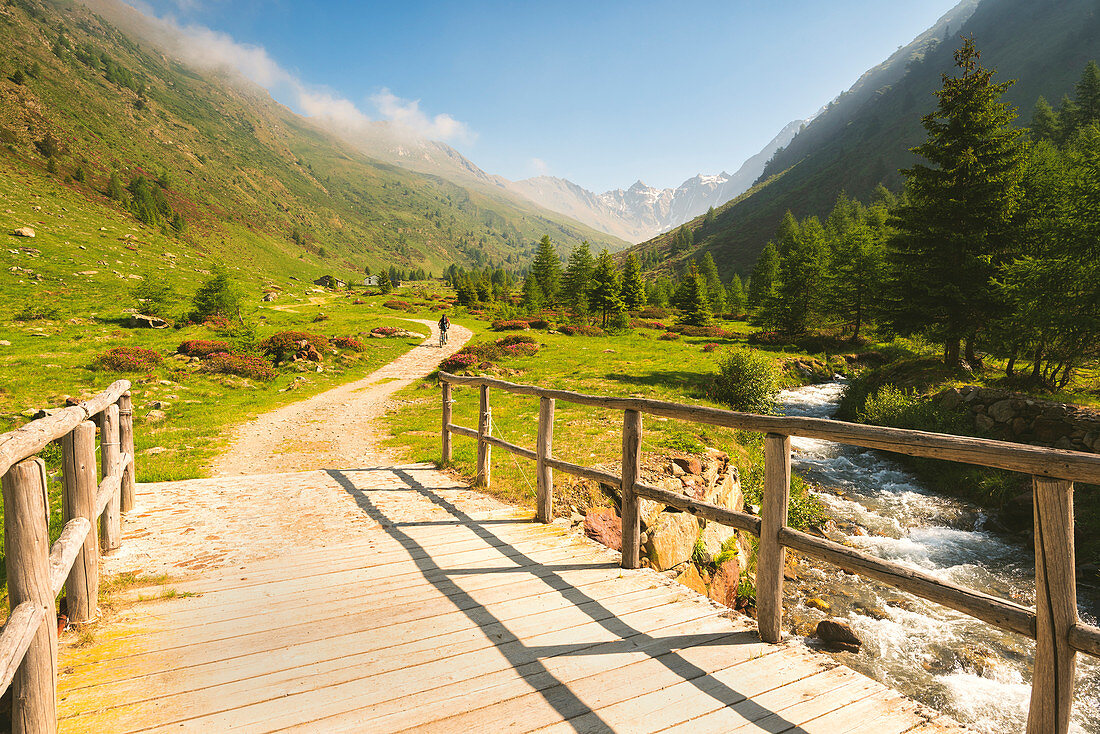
[530, 157, 549, 175]
[101, 2, 470, 144]
[371, 89, 474, 145]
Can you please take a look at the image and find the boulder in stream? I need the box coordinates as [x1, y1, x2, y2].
[814, 618, 862, 652]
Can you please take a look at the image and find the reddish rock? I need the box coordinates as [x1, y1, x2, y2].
[707, 558, 741, 608]
[673, 457, 702, 475]
[583, 507, 622, 551]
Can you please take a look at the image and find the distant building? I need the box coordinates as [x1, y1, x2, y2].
[313, 274, 346, 289]
[363, 275, 380, 286]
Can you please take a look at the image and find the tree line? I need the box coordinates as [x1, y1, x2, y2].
[746, 40, 1100, 389]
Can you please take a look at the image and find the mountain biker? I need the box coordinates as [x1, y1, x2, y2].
[438, 313, 450, 346]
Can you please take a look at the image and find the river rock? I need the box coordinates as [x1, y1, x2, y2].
[583, 506, 621, 551]
[674, 564, 708, 595]
[707, 558, 741, 608]
[814, 618, 862, 652]
[805, 597, 831, 613]
[644, 511, 700, 571]
[12, 227, 35, 237]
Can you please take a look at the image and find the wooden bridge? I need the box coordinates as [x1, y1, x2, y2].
[0, 375, 1097, 732]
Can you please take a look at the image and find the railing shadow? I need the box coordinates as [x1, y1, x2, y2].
[326, 466, 807, 733]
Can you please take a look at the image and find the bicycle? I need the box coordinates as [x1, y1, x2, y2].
[439, 328, 448, 348]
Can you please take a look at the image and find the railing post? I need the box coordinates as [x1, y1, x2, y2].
[441, 381, 453, 464]
[476, 385, 491, 488]
[118, 391, 136, 513]
[620, 409, 642, 569]
[535, 397, 555, 523]
[3, 458, 58, 734]
[100, 404, 121, 553]
[1027, 476, 1077, 734]
[61, 421, 98, 624]
[757, 433, 791, 643]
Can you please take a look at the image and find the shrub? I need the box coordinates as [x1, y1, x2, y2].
[526, 319, 551, 330]
[333, 336, 365, 352]
[202, 352, 275, 381]
[501, 342, 539, 358]
[710, 347, 782, 414]
[638, 306, 670, 319]
[12, 303, 61, 321]
[559, 325, 604, 336]
[259, 330, 330, 362]
[669, 325, 735, 338]
[631, 320, 666, 330]
[312, 313, 329, 322]
[440, 353, 478, 373]
[658, 332, 680, 341]
[371, 326, 400, 336]
[702, 343, 720, 353]
[491, 319, 529, 331]
[497, 334, 537, 347]
[177, 339, 232, 357]
[96, 346, 162, 372]
[383, 300, 412, 311]
[747, 330, 788, 346]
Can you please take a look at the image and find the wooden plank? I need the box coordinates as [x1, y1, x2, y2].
[99, 404, 122, 552]
[482, 434, 537, 461]
[0, 602, 46, 694]
[61, 421, 99, 624]
[3, 458, 58, 734]
[441, 381, 452, 463]
[544, 458, 620, 488]
[620, 409, 642, 569]
[118, 392, 136, 513]
[634, 481, 761, 535]
[48, 518, 92, 598]
[778, 527, 1036, 639]
[723, 671, 886, 733]
[757, 433, 790, 643]
[438, 372, 1100, 483]
[535, 396, 554, 523]
[1027, 476, 1077, 734]
[0, 380, 130, 478]
[446, 423, 478, 439]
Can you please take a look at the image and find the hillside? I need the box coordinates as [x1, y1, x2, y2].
[630, 0, 1100, 276]
[0, 0, 624, 289]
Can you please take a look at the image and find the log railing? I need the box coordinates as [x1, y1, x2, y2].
[438, 371, 1100, 734]
[0, 380, 136, 733]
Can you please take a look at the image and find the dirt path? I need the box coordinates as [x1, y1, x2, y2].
[213, 318, 471, 476]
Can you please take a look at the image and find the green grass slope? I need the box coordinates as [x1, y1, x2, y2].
[631, 0, 1100, 276]
[0, 0, 624, 283]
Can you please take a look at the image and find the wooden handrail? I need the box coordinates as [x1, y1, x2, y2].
[438, 372, 1100, 483]
[0, 382, 140, 732]
[439, 371, 1099, 734]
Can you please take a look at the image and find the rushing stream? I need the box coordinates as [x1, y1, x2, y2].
[777, 382, 1099, 733]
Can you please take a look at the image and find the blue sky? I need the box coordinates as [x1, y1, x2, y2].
[139, 0, 962, 192]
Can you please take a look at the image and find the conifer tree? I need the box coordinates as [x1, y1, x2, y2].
[107, 171, 126, 202]
[589, 251, 625, 328]
[1074, 60, 1100, 129]
[747, 241, 779, 310]
[763, 214, 828, 334]
[673, 263, 711, 326]
[727, 274, 746, 315]
[1030, 96, 1060, 143]
[531, 235, 561, 305]
[521, 273, 543, 311]
[888, 37, 1025, 366]
[698, 252, 725, 315]
[561, 241, 595, 314]
[619, 253, 646, 311]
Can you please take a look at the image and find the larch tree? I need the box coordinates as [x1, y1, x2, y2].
[673, 262, 712, 327]
[531, 235, 562, 306]
[589, 251, 625, 328]
[619, 253, 647, 311]
[726, 273, 746, 315]
[561, 241, 595, 315]
[698, 252, 725, 315]
[747, 241, 779, 310]
[887, 37, 1025, 366]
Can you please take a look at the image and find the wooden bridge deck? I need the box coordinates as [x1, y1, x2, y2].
[55, 465, 964, 733]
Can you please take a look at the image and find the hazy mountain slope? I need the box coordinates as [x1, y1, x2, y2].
[630, 0, 1100, 276]
[511, 119, 804, 243]
[0, 0, 624, 282]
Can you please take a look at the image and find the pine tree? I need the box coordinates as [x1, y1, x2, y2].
[521, 273, 544, 311]
[673, 263, 711, 326]
[531, 235, 561, 305]
[619, 253, 646, 311]
[697, 252, 725, 315]
[726, 274, 746, 315]
[763, 215, 828, 334]
[107, 171, 126, 202]
[589, 251, 625, 328]
[888, 37, 1025, 366]
[1074, 60, 1100, 129]
[190, 263, 240, 322]
[1030, 96, 1060, 142]
[827, 200, 884, 342]
[747, 241, 779, 310]
[561, 241, 595, 314]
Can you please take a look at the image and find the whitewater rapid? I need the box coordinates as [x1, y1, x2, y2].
[778, 382, 1099, 733]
